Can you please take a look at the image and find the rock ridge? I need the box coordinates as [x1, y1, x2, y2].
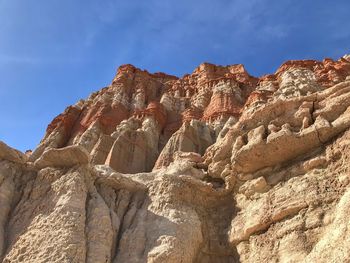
[1, 54, 350, 262]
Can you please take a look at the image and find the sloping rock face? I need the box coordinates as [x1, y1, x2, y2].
[1, 55, 350, 263]
[28, 62, 257, 170]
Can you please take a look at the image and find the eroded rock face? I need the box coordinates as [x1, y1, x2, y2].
[29, 62, 258, 172]
[34, 145, 90, 169]
[154, 120, 214, 170]
[105, 116, 161, 173]
[1, 55, 350, 262]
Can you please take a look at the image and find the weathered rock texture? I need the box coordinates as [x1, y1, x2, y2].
[1, 54, 350, 262]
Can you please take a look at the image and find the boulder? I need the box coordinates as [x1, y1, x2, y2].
[34, 145, 90, 169]
[0, 141, 27, 164]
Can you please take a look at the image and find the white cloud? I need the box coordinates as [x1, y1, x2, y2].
[0, 54, 42, 65]
[0, 53, 84, 66]
[259, 24, 290, 40]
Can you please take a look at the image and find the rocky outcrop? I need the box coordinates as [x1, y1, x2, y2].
[231, 85, 350, 174]
[0, 141, 27, 164]
[29, 62, 259, 171]
[1, 55, 350, 262]
[154, 120, 214, 169]
[0, 163, 15, 258]
[105, 115, 161, 173]
[231, 129, 350, 262]
[34, 145, 90, 169]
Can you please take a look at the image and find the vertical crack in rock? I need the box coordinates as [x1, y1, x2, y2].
[194, 194, 239, 263]
[113, 192, 146, 262]
[311, 95, 325, 145]
[85, 189, 114, 263]
[0, 172, 15, 260]
[112, 190, 133, 261]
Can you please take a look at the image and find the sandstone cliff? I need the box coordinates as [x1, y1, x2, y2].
[1, 55, 350, 262]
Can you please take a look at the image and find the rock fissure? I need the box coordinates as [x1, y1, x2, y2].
[84, 193, 91, 263]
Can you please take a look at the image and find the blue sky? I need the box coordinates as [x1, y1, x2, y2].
[0, 0, 349, 151]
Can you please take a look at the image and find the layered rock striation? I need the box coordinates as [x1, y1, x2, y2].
[1, 55, 350, 262]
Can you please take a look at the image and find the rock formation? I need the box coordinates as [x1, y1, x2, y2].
[1, 55, 350, 262]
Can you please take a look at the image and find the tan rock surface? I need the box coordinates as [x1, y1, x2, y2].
[1, 55, 350, 262]
[154, 120, 214, 169]
[34, 145, 90, 169]
[0, 141, 27, 164]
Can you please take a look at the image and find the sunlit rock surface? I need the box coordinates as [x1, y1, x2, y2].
[1, 55, 350, 262]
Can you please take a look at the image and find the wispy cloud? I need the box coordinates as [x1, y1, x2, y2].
[258, 24, 290, 40]
[0, 54, 42, 65]
[0, 53, 84, 66]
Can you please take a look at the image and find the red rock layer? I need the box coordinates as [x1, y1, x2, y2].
[182, 107, 203, 123]
[133, 101, 167, 129]
[167, 63, 258, 101]
[275, 58, 350, 87]
[45, 106, 82, 142]
[42, 56, 350, 150]
[241, 57, 350, 114]
[76, 102, 129, 135]
[243, 90, 274, 111]
[202, 91, 242, 121]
